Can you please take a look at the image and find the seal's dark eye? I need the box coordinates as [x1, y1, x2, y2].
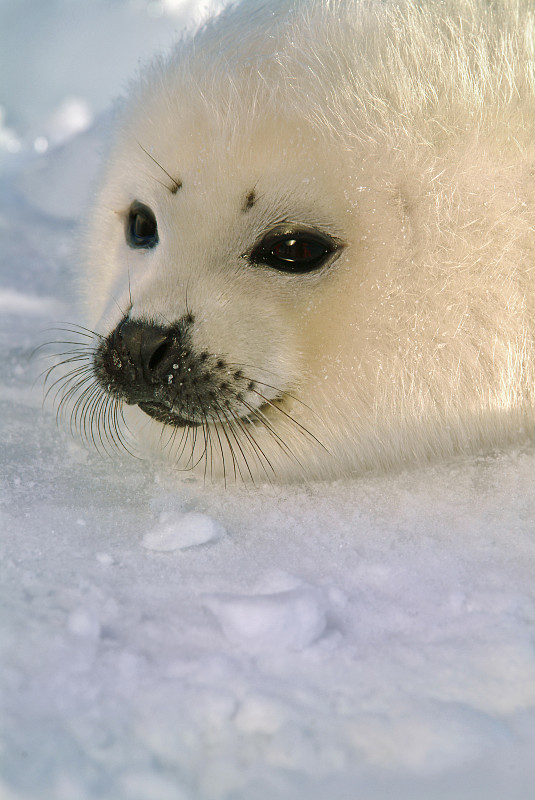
[249, 225, 338, 273]
[126, 201, 158, 249]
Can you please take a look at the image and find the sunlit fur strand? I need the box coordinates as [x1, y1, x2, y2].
[126, 0, 535, 152]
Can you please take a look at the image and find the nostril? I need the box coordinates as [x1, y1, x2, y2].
[105, 317, 185, 385]
[148, 339, 174, 372]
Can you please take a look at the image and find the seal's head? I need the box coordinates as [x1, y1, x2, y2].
[52, 0, 535, 481]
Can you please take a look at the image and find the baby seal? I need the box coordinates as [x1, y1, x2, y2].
[55, 0, 535, 481]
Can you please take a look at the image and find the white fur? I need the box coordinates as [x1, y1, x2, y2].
[81, 0, 535, 481]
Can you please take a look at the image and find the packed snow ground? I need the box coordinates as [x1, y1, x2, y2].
[2, 2, 535, 798]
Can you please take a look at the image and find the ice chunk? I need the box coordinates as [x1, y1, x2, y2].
[142, 511, 226, 551]
[204, 585, 328, 651]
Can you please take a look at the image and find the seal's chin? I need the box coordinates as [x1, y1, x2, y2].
[137, 401, 196, 428]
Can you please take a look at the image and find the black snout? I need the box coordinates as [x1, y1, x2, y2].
[112, 318, 179, 384]
[94, 317, 190, 411]
[93, 313, 254, 430]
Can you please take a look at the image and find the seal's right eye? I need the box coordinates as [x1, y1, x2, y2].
[126, 201, 159, 249]
[248, 224, 339, 273]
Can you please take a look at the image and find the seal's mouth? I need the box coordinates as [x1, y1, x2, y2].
[138, 401, 196, 427]
[137, 398, 283, 427]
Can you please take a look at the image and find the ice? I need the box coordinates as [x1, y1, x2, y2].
[2, 1, 535, 799]
[142, 510, 227, 550]
[95, 552, 114, 566]
[204, 583, 328, 651]
[234, 693, 287, 734]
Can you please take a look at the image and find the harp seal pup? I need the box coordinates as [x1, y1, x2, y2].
[72, 0, 535, 482]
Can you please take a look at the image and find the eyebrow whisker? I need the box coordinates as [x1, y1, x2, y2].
[138, 143, 182, 194]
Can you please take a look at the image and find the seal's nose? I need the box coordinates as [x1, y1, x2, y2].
[97, 318, 185, 399]
[93, 314, 201, 418]
[113, 319, 176, 382]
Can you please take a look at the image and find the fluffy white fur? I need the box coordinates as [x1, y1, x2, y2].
[80, 0, 535, 481]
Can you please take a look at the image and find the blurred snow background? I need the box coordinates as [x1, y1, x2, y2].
[2, 1, 535, 799]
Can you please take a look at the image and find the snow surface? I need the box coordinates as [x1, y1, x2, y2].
[2, 1, 535, 798]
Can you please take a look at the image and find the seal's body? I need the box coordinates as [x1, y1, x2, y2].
[71, 0, 535, 480]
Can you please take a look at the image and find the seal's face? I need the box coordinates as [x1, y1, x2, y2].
[80, 106, 362, 478]
[93, 214, 341, 430]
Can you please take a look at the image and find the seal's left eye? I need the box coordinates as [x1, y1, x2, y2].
[126, 201, 159, 249]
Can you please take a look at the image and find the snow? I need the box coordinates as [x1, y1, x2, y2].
[204, 582, 330, 651]
[2, 1, 535, 799]
[142, 511, 227, 551]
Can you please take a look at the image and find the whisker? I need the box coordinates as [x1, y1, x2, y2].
[227, 360, 317, 414]
[112, 403, 131, 454]
[42, 357, 93, 388]
[138, 143, 182, 194]
[218, 401, 274, 481]
[52, 370, 94, 413]
[40, 328, 132, 460]
[78, 385, 103, 446]
[43, 364, 91, 403]
[250, 388, 328, 452]
[191, 387, 227, 484]
[70, 381, 100, 434]
[209, 403, 238, 486]
[203, 415, 214, 485]
[241, 397, 296, 456]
